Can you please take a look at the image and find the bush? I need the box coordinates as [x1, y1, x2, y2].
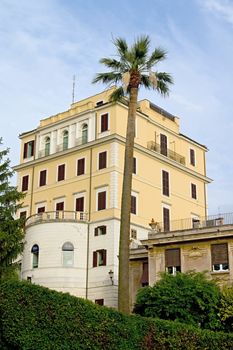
[134, 272, 221, 330]
[219, 285, 233, 332]
[1, 280, 233, 349]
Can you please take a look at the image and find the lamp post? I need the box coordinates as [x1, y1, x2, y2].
[108, 269, 114, 285]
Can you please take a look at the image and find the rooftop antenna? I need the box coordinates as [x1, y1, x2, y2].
[72, 74, 76, 104]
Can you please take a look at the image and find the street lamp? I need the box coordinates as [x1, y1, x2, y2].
[108, 269, 114, 285]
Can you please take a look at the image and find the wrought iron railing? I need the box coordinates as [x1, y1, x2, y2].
[152, 212, 233, 234]
[25, 211, 87, 227]
[147, 141, 185, 165]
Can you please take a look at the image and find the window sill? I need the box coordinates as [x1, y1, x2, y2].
[211, 271, 230, 275]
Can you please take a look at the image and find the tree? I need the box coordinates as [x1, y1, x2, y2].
[0, 138, 25, 281]
[93, 36, 173, 313]
[134, 272, 221, 330]
[219, 285, 233, 332]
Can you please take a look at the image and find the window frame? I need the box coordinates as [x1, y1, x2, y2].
[190, 148, 196, 166]
[100, 113, 109, 133]
[165, 248, 181, 275]
[22, 175, 29, 192]
[23, 140, 34, 159]
[94, 225, 107, 236]
[98, 151, 107, 170]
[57, 164, 66, 182]
[191, 183, 197, 199]
[163, 206, 170, 232]
[62, 241, 74, 267]
[93, 249, 107, 267]
[39, 169, 47, 187]
[211, 243, 229, 272]
[162, 170, 170, 196]
[31, 244, 39, 269]
[77, 157, 85, 176]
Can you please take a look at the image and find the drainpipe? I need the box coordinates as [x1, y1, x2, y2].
[85, 147, 93, 299]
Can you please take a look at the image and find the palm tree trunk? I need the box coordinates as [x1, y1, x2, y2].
[118, 87, 138, 314]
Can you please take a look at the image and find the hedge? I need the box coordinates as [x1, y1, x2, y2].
[1, 281, 233, 350]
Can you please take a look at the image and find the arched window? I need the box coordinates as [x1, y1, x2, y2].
[82, 124, 88, 144]
[63, 130, 69, 150]
[45, 137, 50, 156]
[62, 242, 74, 267]
[31, 244, 39, 268]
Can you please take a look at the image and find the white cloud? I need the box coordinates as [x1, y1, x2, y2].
[200, 0, 233, 25]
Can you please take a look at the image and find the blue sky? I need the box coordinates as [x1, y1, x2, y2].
[1, 0, 233, 215]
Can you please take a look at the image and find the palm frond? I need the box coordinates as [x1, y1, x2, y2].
[156, 72, 173, 85]
[114, 37, 128, 58]
[109, 87, 125, 102]
[140, 75, 152, 90]
[156, 80, 170, 97]
[99, 58, 123, 71]
[92, 72, 122, 85]
[146, 47, 167, 69]
[132, 35, 150, 60]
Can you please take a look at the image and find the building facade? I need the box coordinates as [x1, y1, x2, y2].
[14, 87, 211, 307]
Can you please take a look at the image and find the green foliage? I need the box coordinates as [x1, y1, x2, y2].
[1, 281, 233, 350]
[0, 138, 25, 281]
[134, 272, 221, 330]
[219, 285, 233, 332]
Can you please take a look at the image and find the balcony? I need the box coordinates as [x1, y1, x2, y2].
[25, 211, 87, 228]
[150, 212, 233, 234]
[147, 141, 185, 165]
[75, 137, 88, 146]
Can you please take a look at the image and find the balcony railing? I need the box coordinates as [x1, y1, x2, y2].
[147, 141, 185, 165]
[25, 211, 87, 228]
[75, 137, 88, 146]
[152, 212, 233, 234]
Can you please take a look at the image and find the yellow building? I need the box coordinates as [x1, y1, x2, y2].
[14, 87, 211, 307]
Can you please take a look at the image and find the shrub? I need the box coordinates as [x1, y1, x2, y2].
[134, 272, 221, 330]
[1, 280, 233, 349]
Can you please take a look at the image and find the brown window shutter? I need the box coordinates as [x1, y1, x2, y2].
[95, 299, 104, 305]
[163, 207, 170, 231]
[56, 202, 64, 211]
[160, 134, 167, 156]
[101, 114, 108, 132]
[165, 248, 180, 267]
[20, 211, 27, 218]
[94, 227, 98, 236]
[133, 157, 136, 174]
[98, 191, 106, 210]
[141, 262, 149, 285]
[101, 226, 106, 235]
[131, 196, 136, 214]
[211, 244, 228, 265]
[162, 170, 169, 196]
[190, 149, 195, 166]
[99, 152, 107, 170]
[37, 207, 45, 213]
[93, 251, 97, 267]
[39, 170, 47, 186]
[103, 249, 107, 266]
[22, 175, 29, 191]
[76, 197, 84, 212]
[23, 143, 28, 159]
[191, 183, 197, 199]
[77, 158, 85, 176]
[58, 164, 65, 181]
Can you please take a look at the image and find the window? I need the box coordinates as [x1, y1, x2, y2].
[37, 207, 45, 213]
[77, 158, 85, 176]
[160, 134, 167, 156]
[141, 262, 149, 287]
[97, 191, 106, 211]
[133, 157, 137, 174]
[76, 197, 84, 212]
[165, 248, 181, 275]
[162, 170, 169, 196]
[58, 164, 65, 181]
[56, 202, 64, 211]
[20, 211, 27, 218]
[190, 149, 195, 166]
[131, 229, 137, 239]
[45, 137, 50, 156]
[22, 175, 29, 191]
[163, 207, 170, 231]
[98, 151, 107, 170]
[82, 124, 88, 144]
[31, 244, 39, 268]
[131, 195, 137, 215]
[191, 183, 197, 199]
[101, 113, 108, 132]
[93, 249, 107, 267]
[211, 243, 229, 272]
[94, 225, 107, 236]
[23, 140, 34, 159]
[62, 242, 74, 267]
[39, 170, 47, 187]
[95, 299, 104, 305]
[63, 130, 69, 150]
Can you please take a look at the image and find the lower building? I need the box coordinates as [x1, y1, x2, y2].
[129, 212, 233, 310]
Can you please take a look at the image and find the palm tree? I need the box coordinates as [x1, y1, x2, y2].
[93, 35, 173, 314]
